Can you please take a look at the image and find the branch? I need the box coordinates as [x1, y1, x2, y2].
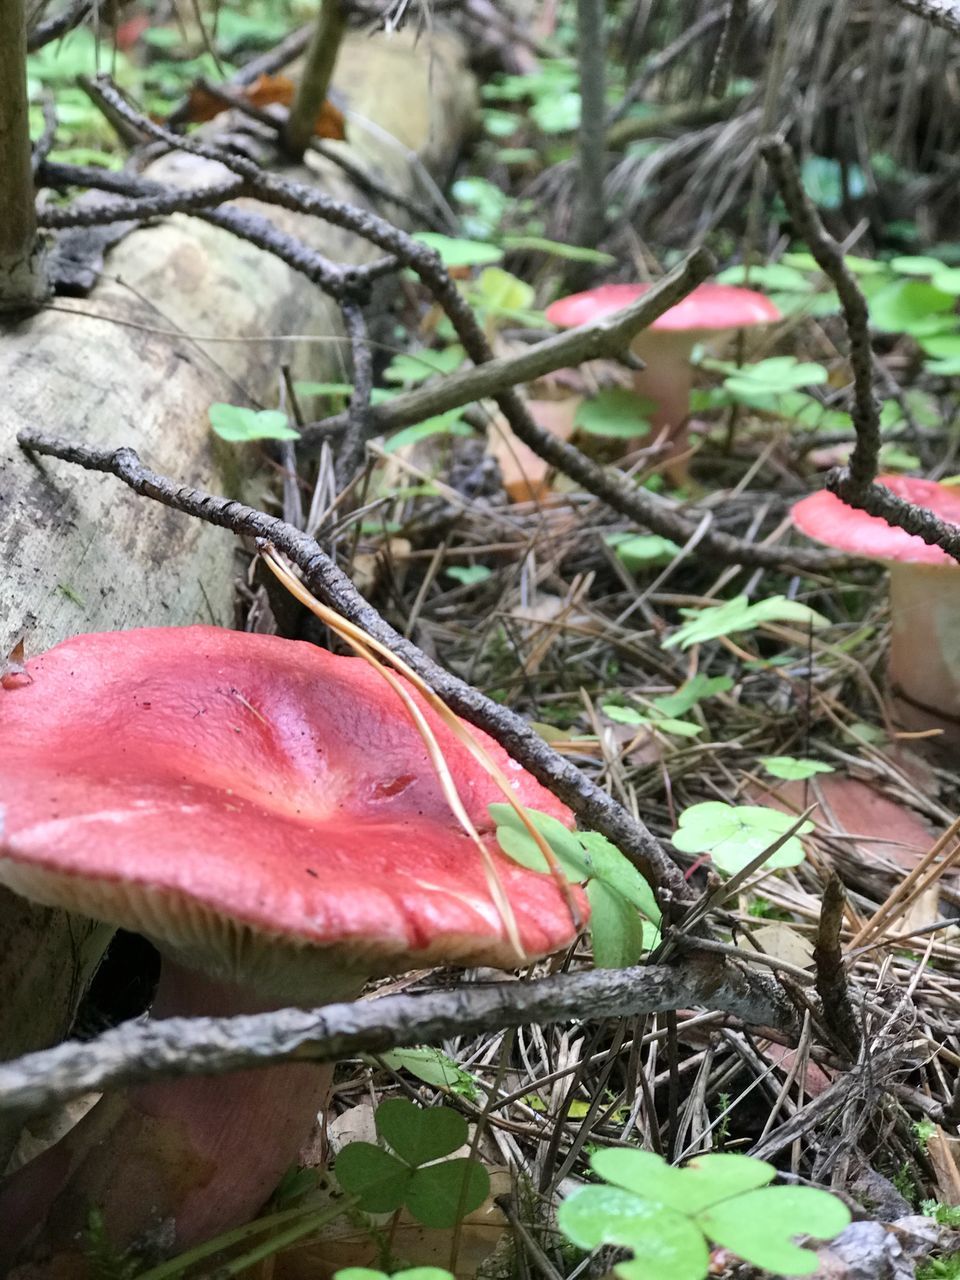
[26, 0, 91, 51]
[87, 80, 843, 575]
[762, 136, 960, 565]
[0, 959, 800, 1119]
[889, 0, 960, 34]
[283, 0, 347, 159]
[299, 253, 710, 442]
[573, 0, 607, 251]
[17, 430, 691, 907]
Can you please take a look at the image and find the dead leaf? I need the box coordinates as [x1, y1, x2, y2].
[182, 74, 346, 140]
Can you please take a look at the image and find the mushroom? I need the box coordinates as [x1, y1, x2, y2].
[0, 627, 586, 1269]
[792, 475, 960, 745]
[544, 282, 781, 479]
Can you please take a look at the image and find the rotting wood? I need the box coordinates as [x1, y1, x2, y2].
[0, 24, 475, 1160]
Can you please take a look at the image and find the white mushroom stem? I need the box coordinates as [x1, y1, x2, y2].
[628, 331, 698, 478]
[888, 561, 960, 744]
[0, 961, 365, 1271]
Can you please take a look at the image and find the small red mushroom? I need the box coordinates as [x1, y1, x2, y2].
[545, 282, 781, 480]
[0, 627, 586, 1269]
[793, 475, 960, 745]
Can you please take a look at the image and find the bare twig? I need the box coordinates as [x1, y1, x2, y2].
[888, 0, 960, 35]
[87, 81, 843, 575]
[336, 300, 374, 483]
[38, 160, 395, 301]
[708, 0, 748, 97]
[814, 875, 860, 1055]
[0, 0, 49, 310]
[17, 429, 691, 906]
[763, 135, 960, 564]
[0, 959, 800, 1119]
[283, 0, 347, 159]
[573, 0, 607, 252]
[610, 9, 725, 123]
[26, 0, 91, 51]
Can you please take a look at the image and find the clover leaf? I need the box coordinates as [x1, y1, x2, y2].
[334, 1098, 489, 1229]
[672, 802, 812, 875]
[761, 756, 835, 781]
[208, 403, 299, 442]
[557, 1149, 850, 1280]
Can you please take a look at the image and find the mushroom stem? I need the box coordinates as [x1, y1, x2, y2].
[629, 331, 697, 475]
[888, 561, 960, 744]
[0, 961, 364, 1272]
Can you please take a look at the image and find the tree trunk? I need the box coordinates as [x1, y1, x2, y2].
[0, 25, 475, 1164]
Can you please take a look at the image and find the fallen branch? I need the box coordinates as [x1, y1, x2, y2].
[89, 79, 844, 576]
[0, 958, 800, 1119]
[17, 429, 692, 907]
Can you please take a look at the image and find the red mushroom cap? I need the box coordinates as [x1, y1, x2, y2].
[545, 282, 781, 333]
[792, 475, 960, 567]
[0, 628, 586, 996]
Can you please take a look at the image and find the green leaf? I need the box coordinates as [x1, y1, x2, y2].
[602, 703, 646, 725]
[375, 1098, 467, 1166]
[334, 1143, 411, 1212]
[869, 280, 956, 335]
[412, 233, 503, 268]
[558, 1186, 710, 1280]
[651, 675, 733, 717]
[490, 804, 589, 880]
[606, 533, 682, 570]
[472, 266, 535, 315]
[699, 1185, 851, 1275]
[663, 595, 828, 650]
[672, 802, 811, 875]
[293, 381, 396, 404]
[592, 1150, 775, 1215]
[383, 346, 466, 386]
[378, 1048, 479, 1100]
[586, 879, 649, 968]
[761, 756, 836, 781]
[445, 565, 492, 586]
[575, 389, 652, 439]
[500, 234, 615, 264]
[334, 1270, 456, 1279]
[715, 263, 813, 293]
[530, 90, 580, 133]
[383, 412, 473, 454]
[578, 832, 662, 924]
[208, 403, 298, 442]
[713, 356, 828, 397]
[404, 1158, 490, 1228]
[932, 268, 960, 295]
[889, 254, 946, 276]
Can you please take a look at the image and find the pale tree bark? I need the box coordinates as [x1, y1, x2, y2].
[0, 0, 49, 310]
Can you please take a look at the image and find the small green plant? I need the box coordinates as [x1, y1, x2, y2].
[672, 802, 812, 875]
[208, 403, 299, 442]
[663, 595, 828, 651]
[575, 388, 654, 440]
[334, 1099, 489, 1229]
[761, 757, 835, 781]
[491, 805, 661, 967]
[377, 1047, 480, 1101]
[919, 1253, 960, 1280]
[922, 1200, 960, 1228]
[557, 1149, 850, 1280]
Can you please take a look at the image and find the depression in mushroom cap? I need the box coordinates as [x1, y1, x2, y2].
[0, 627, 587, 998]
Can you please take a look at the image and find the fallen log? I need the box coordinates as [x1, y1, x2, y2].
[0, 24, 475, 1160]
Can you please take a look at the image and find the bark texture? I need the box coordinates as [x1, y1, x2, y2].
[0, 25, 474, 1160]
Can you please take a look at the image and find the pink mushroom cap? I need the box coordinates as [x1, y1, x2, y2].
[0, 628, 586, 996]
[545, 282, 781, 334]
[792, 475, 960, 568]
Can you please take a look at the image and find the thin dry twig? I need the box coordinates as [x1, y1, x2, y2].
[17, 428, 691, 906]
[0, 959, 800, 1119]
[763, 135, 960, 563]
